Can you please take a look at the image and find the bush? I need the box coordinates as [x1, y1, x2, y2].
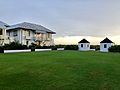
[64, 45, 78, 50]
[55, 45, 65, 48]
[4, 42, 28, 50]
[36, 46, 52, 49]
[109, 45, 120, 52]
[0, 46, 4, 53]
[31, 47, 35, 52]
[29, 43, 53, 49]
[51, 46, 57, 50]
[90, 45, 100, 51]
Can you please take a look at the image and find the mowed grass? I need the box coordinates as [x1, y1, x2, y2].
[0, 51, 120, 90]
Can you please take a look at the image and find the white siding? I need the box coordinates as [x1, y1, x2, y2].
[6, 29, 54, 46]
[100, 43, 112, 52]
[78, 43, 90, 51]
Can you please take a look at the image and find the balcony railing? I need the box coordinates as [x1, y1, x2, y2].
[0, 35, 4, 39]
[33, 37, 51, 41]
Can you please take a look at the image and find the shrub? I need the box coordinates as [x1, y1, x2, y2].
[31, 47, 35, 52]
[4, 42, 28, 50]
[109, 45, 120, 52]
[0, 46, 4, 53]
[64, 45, 78, 50]
[55, 45, 65, 48]
[90, 45, 100, 51]
[51, 46, 57, 50]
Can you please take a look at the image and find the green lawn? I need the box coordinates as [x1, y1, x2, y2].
[0, 51, 120, 90]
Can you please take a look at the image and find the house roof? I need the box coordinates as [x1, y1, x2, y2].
[78, 39, 90, 43]
[0, 21, 9, 28]
[100, 37, 113, 43]
[6, 22, 56, 34]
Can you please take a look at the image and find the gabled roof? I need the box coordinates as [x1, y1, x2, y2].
[6, 22, 56, 34]
[78, 39, 90, 43]
[0, 21, 9, 28]
[100, 37, 113, 43]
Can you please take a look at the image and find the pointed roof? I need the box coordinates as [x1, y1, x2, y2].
[0, 21, 9, 28]
[78, 39, 90, 43]
[100, 37, 113, 43]
[6, 22, 56, 34]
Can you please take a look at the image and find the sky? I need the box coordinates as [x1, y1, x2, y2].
[0, 0, 120, 45]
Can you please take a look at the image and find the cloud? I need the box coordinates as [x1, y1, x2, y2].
[0, 0, 120, 44]
[54, 35, 120, 45]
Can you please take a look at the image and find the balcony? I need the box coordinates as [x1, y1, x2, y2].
[25, 36, 31, 40]
[0, 35, 4, 40]
[33, 37, 51, 41]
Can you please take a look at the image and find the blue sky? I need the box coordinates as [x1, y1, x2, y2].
[1, 0, 120, 44]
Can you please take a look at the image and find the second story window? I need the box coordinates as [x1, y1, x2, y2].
[48, 34, 50, 38]
[0, 29, 3, 35]
[13, 30, 17, 36]
[26, 30, 30, 36]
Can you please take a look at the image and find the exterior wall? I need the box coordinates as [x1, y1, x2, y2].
[0, 28, 8, 46]
[78, 43, 90, 51]
[6, 29, 35, 46]
[100, 43, 113, 52]
[34, 33, 54, 46]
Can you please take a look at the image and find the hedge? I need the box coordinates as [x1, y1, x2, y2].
[109, 45, 120, 52]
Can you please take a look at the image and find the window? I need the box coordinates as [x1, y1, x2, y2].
[47, 33, 51, 38]
[104, 44, 107, 48]
[28, 31, 30, 36]
[26, 30, 30, 36]
[81, 44, 83, 48]
[26, 41, 29, 45]
[13, 30, 17, 36]
[87, 44, 89, 47]
[8, 32, 10, 36]
[0, 29, 3, 35]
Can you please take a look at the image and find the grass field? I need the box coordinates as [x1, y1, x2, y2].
[0, 51, 120, 90]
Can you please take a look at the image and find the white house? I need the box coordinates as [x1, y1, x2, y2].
[0, 21, 10, 46]
[100, 37, 113, 52]
[78, 39, 90, 51]
[0, 21, 56, 46]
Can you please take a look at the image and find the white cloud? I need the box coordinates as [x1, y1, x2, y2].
[54, 35, 120, 45]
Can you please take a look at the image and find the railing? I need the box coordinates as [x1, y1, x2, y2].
[0, 35, 4, 39]
[25, 36, 31, 40]
[33, 37, 52, 41]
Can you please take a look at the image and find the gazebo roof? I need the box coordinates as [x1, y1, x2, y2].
[100, 37, 113, 43]
[78, 39, 90, 43]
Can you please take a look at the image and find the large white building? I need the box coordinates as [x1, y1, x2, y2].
[78, 39, 90, 51]
[100, 38, 113, 52]
[0, 21, 56, 46]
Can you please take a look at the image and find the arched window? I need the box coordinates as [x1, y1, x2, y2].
[0, 29, 3, 35]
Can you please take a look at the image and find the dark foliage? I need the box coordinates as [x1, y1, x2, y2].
[109, 45, 120, 52]
[0, 46, 4, 53]
[64, 45, 78, 50]
[51, 46, 57, 50]
[90, 45, 100, 51]
[3, 42, 28, 50]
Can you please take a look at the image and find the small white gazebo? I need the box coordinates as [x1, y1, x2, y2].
[100, 37, 113, 52]
[78, 39, 90, 51]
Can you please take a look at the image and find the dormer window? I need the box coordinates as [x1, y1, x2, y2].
[0, 29, 3, 35]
